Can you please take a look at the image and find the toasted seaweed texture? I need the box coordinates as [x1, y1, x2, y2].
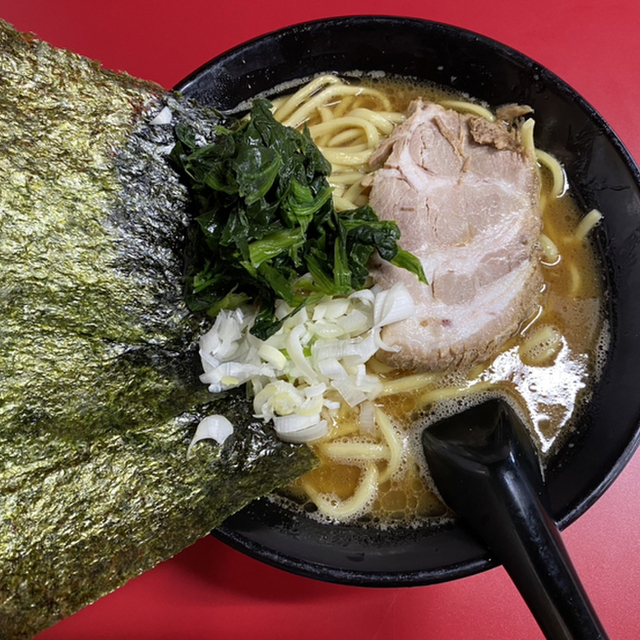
[0, 20, 317, 639]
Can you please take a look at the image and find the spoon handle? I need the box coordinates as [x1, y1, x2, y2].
[474, 462, 609, 640]
[422, 399, 609, 640]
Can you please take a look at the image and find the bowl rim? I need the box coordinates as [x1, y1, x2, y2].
[177, 14, 640, 586]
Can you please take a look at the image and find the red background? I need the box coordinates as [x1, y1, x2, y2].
[2, 1, 640, 638]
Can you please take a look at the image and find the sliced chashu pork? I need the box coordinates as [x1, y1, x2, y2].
[369, 101, 543, 372]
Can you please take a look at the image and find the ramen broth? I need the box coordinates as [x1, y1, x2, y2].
[268, 76, 606, 526]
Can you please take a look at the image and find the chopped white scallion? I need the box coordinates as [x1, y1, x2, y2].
[316, 356, 348, 379]
[192, 282, 415, 447]
[295, 394, 325, 416]
[372, 326, 402, 353]
[149, 105, 173, 125]
[330, 377, 369, 407]
[285, 324, 318, 385]
[304, 383, 327, 398]
[337, 309, 369, 334]
[309, 320, 347, 339]
[312, 303, 328, 322]
[273, 412, 322, 434]
[258, 343, 287, 370]
[253, 380, 304, 420]
[199, 361, 275, 392]
[187, 415, 234, 458]
[348, 288, 376, 304]
[274, 299, 293, 320]
[373, 282, 416, 327]
[323, 297, 351, 319]
[277, 420, 329, 443]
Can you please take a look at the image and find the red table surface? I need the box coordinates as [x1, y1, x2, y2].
[2, 1, 640, 639]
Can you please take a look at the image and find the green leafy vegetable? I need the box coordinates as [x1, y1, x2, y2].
[171, 99, 427, 338]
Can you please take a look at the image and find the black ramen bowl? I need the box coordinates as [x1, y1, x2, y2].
[176, 15, 640, 586]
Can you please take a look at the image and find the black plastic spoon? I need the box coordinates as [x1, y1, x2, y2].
[421, 398, 609, 640]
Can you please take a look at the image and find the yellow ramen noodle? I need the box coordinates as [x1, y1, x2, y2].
[267, 75, 606, 527]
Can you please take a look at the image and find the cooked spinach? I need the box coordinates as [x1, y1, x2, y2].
[171, 99, 426, 338]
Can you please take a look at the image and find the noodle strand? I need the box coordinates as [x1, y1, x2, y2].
[270, 74, 601, 525]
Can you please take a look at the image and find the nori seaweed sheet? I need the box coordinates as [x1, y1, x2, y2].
[0, 20, 317, 639]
